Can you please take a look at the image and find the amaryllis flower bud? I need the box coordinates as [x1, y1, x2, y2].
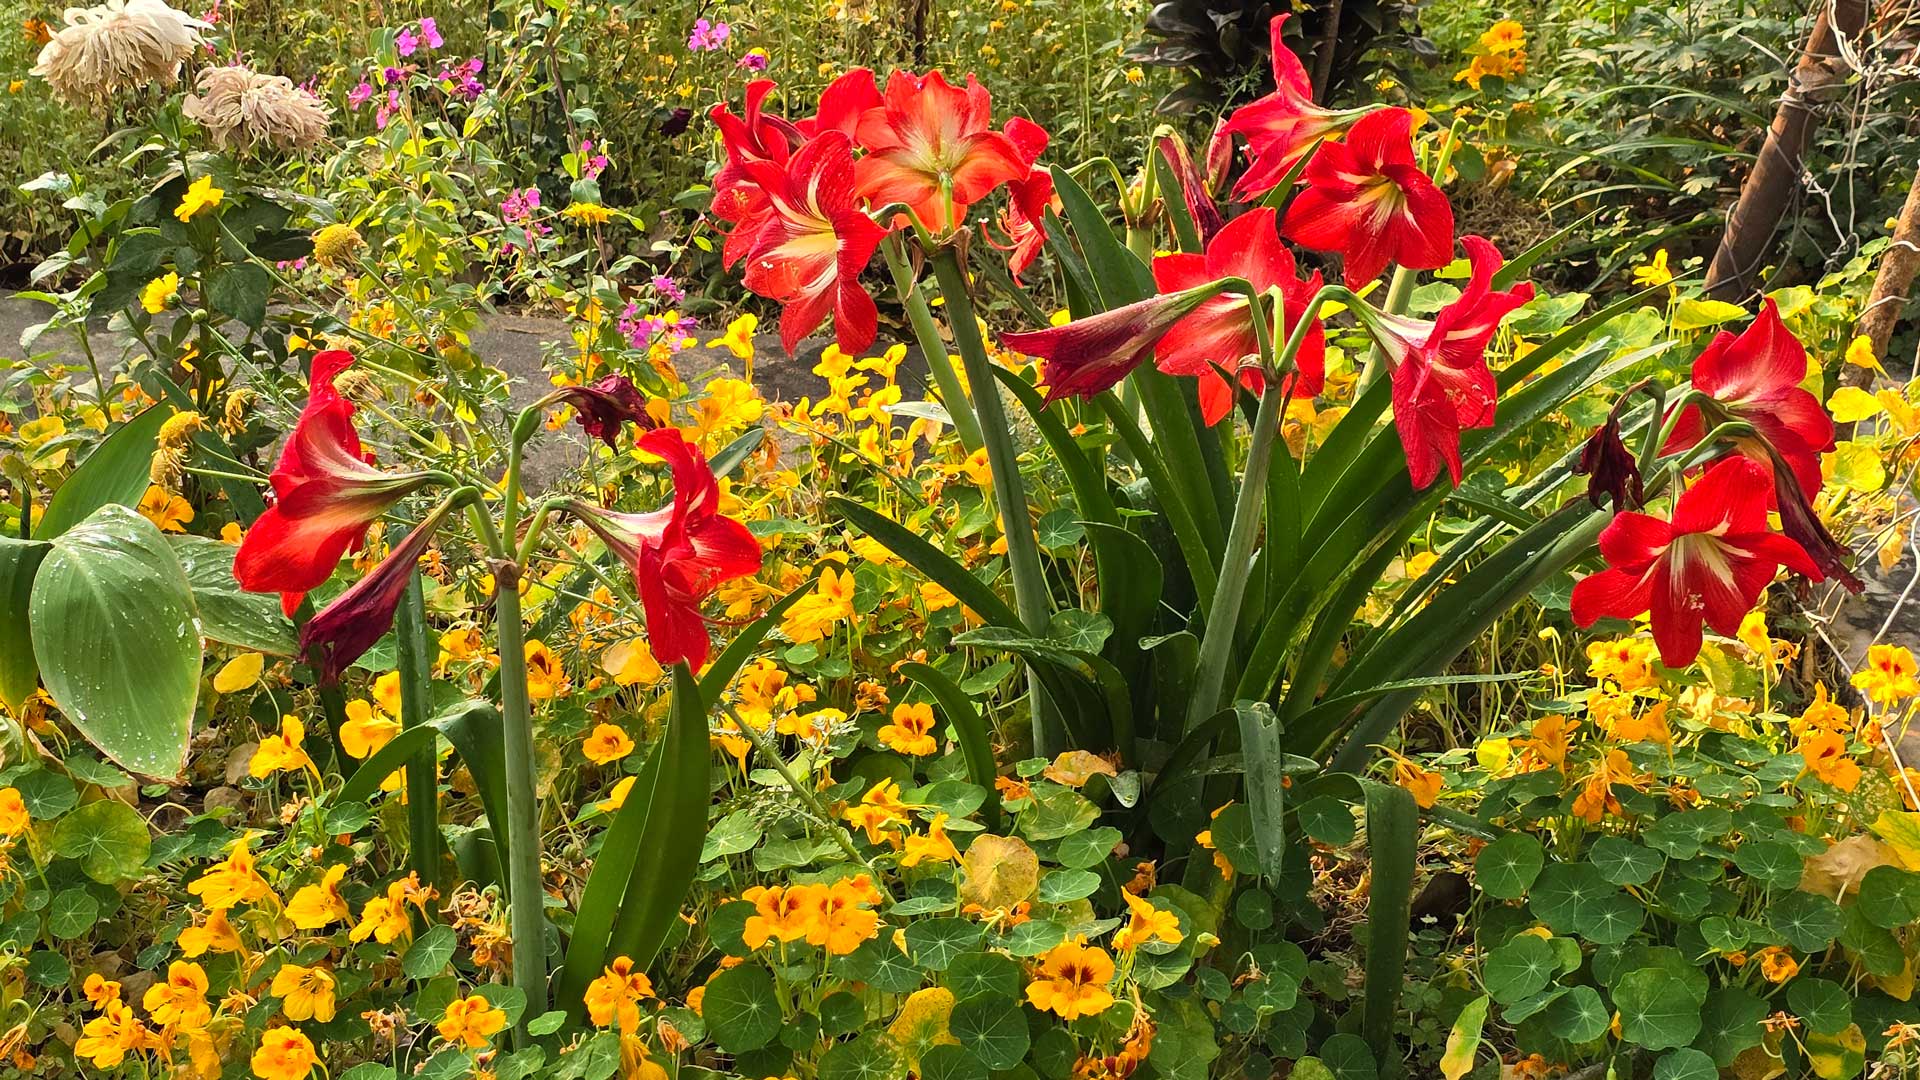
[299, 496, 459, 684]
[1204, 118, 1234, 196]
[1001, 287, 1215, 405]
[235, 350, 435, 616]
[1158, 133, 1225, 248]
[566, 429, 762, 670]
[1766, 444, 1863, 593]
[552, 373, 651, 448]
[1574, 400, 1645, 512]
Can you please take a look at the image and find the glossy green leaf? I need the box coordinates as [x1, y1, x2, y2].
[36, 405, 170, 539]
[1361, 780, 1417, 1059]
[30, 504, 199, 778]
[0, 537, 49, 714]
[900, 662, 1001, 830]
[828, 497, 1021, 630]
[169, 535, 296, 655]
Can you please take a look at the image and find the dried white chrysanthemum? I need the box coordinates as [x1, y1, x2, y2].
[183, 64, 332, 150]
[31, 0, 209, 106]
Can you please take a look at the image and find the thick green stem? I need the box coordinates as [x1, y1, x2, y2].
[491, 566, 547, 1034]
[395, 570, 441, 887]
[882, 235, 984, 453]
[928, 247, 1065, 756]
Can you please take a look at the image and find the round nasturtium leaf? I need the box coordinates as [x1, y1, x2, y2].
[1613, 969, 1705, 1050]
[1475, 834, 1544, 900]
[50, 799, 150, 884]
[703, 963, 782, 1053]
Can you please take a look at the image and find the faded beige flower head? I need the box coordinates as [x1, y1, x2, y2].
[183, 63, 331, 149]
[32, 0, 208, 106]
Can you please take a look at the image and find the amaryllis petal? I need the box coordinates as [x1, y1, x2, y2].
[852, 69, 1031, 232]
[1281, 107, 1455, 287]
[709, 79, 801, 267]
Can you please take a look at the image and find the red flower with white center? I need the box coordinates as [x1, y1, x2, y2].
[1354, 236, 1534, 488]
[1571, 456, 1821, 668]
[709, 79, 802, 268]
[735, 131, 888, 355]
[1280, 107, 1455, 288]
[1218, 14, 1350, 199]
[1150, 207, 1325, 425]
[567, 430, 763, 671]
[1001, 288, 1216, 405]
[852, 69, 1029, 233]
[1661, 297, 1834, 502]
[234, 350, 433, 616]
[988, 116, 1057, 281]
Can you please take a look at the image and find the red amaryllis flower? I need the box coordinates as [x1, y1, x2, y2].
[736, 131, 888, 355]
[300, 496, 458, 684]
[1281, 107, 1455, 288]
[1002, 287, 1215, 404]
[709, 79, 802, 268]
[567, 429, 763, 670]
[852, 69, 1030, 232]
[553, 373, 651, 449]
[235, 350, 433, 616]
[1151, 207, 1324, 425]
[801, 67, 883, 140]
[1571, 456, 1821, 667]
[1661, 298, 1833, 502]
[1353, 236, 1534, 488]
[1218, 14, 1348, 199]
[989, 116, 1056, 281]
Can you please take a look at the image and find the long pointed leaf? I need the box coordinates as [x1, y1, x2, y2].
[603, 665, 711, 972]
[1362, 780, 1418, 1062]
[828, 497, 1022, 630]
[901, 662, 1002, 830]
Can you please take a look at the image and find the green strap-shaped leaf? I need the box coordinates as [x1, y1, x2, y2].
[828, 497, 1022, 631]
[900, 662, 1001, 831]
[36, 405, 170, 539]
[0, 537, 49, 714]
[1040, 206, 1100, 319]
[602, 665, 711, 978]
[1235, 702, 1287, 883]
[710, 428, 765, 479]
[1097, 395, 1218, 611]
[30, 504, 200, 778]
[394, 572, 441, 885]
[1046, 165, 1152, 306]
[338, 701, 512, 889]
[953, 626, 1132, 759]
[1362, 779, 1418, 1062]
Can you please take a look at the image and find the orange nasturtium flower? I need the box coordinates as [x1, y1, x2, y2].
[250, 715, 317, 778]
[1026, 939, 1117, 1020]
[1113, 890, 1184, 952]
[270, 964, 338, 1023]
[584, 956, 657, 1033]
[808, 875, 884, 955]
[899, 814, 962, 868]
[437, 995, 508, 1049]
[741, 884, 819, 949]
[74, 1001, 143, 1069]
[879, 701, 939, 756]
[0, 787, 29, 836]
[188, 838, 276, 911]
[143, 961, 213, 1029]
[286, 865, 351, 930]
[179, 906, 245, 958]
[841, 778, 915, 844]
[251, 1026, 320, 1080]
[583, 722, 636, 764]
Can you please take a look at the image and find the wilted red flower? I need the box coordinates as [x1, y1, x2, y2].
[1281, 107, 1455, 288]
[567, 429, 763, 670]
[234, 350, 433, 616]
[1572, 455, 1821, 667]
[300, 497, 458, 684]
[1574, 404, 1646, 513]
[852, 69, 1029, 233]
[989, 116, 1057, 281]
[554, 373, 650, 448]
[1158, 132, 1225, 248]
[1353, 236, 1534, 488]
[1218, 14, 1348, 199]
[1150, 207, 1324, 425]
[1661, 298, 1834, 502]
[735, 131, 888, 355]
[1001, 288, 1214, 404]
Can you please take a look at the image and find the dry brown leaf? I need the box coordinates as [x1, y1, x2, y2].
[1799, 834, 1895, 899]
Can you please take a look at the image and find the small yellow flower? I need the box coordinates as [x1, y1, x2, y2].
[437, 995, 508, 1049]
[879, 702, 939, 756]
[1026, 939, 1116, 1020]
[138, 485, 194, 532]
[0, 787, 31, 836]
[1845, 334, 1885, 373]
[251, 1026, 319, 1080]
[270, 963, 338, 1022]
[583, 722, 635, 765]
[706, 313, 758, 361]
[562, 202, 613, 225]
[175, 174, 224, 222]
[312, 223, 365, 270]
[1853, 644, 1920, 705]
[141, 271, 180, 314]
[250, 715, 315, 778]
[1112, 889, 1184, 951]
[1632, 249, 1674, 289]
